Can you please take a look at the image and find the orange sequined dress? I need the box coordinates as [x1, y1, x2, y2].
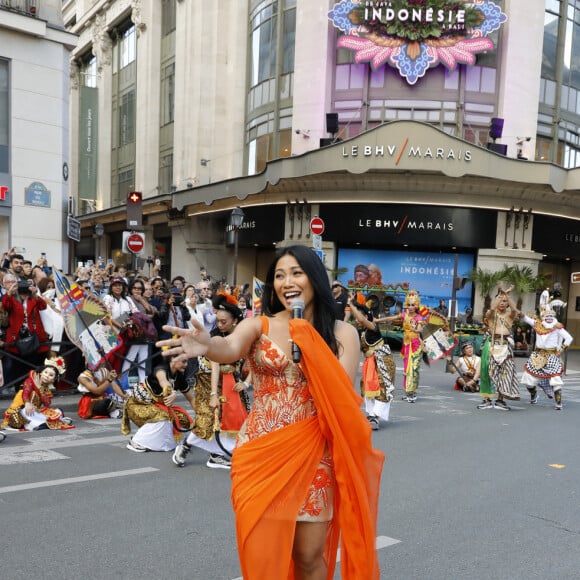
[237, 318, 334, 522]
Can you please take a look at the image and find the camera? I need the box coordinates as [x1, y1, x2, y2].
[17, 280, 32, 294]
[173, 295, 184, 306]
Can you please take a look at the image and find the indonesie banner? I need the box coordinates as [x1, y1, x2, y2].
[328, 0, 507, 84]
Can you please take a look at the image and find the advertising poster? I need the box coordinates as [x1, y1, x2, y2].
[336, 248, 475, 314]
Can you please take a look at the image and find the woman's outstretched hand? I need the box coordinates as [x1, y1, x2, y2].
[156, 318, 211, 358]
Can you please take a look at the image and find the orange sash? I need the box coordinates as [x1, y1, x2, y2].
[220, 373, 248, 434]
[231, 318, 384, 579]
[362, 355, 381, 397]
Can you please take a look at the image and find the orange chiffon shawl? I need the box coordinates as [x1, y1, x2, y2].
[231, 318, 385, 579]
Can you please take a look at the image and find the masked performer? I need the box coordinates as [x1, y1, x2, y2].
[349, 300, 395, 429]
[122, 353, 194, 452]
[2, 361, 73, 430]
[520, 308, 573, 410]
[377, 289, 429, 403]
[478, 286, 520, 411]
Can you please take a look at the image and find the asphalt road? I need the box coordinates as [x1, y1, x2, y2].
[1, 350, 579, 579]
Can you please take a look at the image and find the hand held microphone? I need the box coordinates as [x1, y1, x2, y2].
[291, 299, 305, 363]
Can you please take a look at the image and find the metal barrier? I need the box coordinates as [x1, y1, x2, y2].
[0, 339, 163, 396]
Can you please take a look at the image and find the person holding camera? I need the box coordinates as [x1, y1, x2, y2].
[1, 279, 51, 391]
[154, 287, 191, 341]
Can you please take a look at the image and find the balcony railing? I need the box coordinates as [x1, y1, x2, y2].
[0, 0, 40, 18]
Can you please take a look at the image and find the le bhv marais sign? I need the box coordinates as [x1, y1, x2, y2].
[328, 0, 507, 85]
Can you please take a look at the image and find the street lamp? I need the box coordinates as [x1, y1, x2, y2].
[229, 206, 245, 287]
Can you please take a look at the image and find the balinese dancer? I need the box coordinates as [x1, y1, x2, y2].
[478, 285, 520, 410]
[2, 362, 74, 431]
[349, 300, 395, 429]
[172, 293, 249, 469]
[452, 341, 481, 392]
[122, 353, 194, 452]
[520, 307, 573, 410]
[377, 289, 429, 403]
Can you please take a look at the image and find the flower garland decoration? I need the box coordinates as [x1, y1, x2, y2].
[328, 0, 507, 84]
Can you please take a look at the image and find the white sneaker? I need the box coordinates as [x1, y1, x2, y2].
[206, 453, 231, 469]
[109, 409, 122, 419]
[172, 443, 191, 467]
[126, 441, 149, 453]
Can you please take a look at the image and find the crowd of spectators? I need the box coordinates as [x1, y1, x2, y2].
[0, 246, 254, 431]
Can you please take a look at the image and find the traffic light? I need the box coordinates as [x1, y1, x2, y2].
[127, 191, 142, 228]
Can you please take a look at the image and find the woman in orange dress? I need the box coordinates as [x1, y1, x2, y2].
[159, 245, 384, 580]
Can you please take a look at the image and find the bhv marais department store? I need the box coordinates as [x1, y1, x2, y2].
[70, 0, 580, 337]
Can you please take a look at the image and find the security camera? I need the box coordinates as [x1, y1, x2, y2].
[525, 136, 531, 142]
[295, 129, 300, 134]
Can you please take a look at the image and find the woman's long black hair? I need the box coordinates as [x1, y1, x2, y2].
[262, 245, 339, 355]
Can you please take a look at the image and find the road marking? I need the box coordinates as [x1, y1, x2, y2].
[0, 467, 158, 494]
[231, 535, 400, 579]
[0, 449, 69, 465]
[0, 435, 126, 455]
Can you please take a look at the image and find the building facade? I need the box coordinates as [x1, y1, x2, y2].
[64, 0, 580, 336]
[0, 0, 77, 265]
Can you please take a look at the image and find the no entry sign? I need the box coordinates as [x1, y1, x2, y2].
[126, 232, 145, 254]
[310, 216, 325, 236]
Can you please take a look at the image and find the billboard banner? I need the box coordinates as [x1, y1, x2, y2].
[79, 85, 98, 199]
[328, 0, 507, 85]
[336, 247, 475, 314]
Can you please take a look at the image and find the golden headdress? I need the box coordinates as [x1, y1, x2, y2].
[404, 289, 421, 308]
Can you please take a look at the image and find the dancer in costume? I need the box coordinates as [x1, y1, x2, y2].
[478, 285, 520, 410]
[122, 353, 194, 452]
[377, 289, 430, 403]
[172, 293, 249, 469]
[452, 341, 481, 392]
[159, 245, 384, 580]
[349, 300, 395, 429]
[520, 307, 573, 410]
[77, 363, 128, 419]
[2, 362, 73, 430]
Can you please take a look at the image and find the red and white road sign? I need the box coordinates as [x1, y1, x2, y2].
[126, 232, 145, 254]
[310, 216, 325, 236]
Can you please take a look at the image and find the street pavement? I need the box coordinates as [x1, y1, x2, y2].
[1, 350, 579, 579]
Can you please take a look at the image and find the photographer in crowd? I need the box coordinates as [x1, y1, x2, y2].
[1, 279, 50, 391]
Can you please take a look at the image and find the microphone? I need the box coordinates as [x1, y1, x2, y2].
[291, 299, 305, 363]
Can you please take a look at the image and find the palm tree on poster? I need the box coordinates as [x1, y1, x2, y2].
[467, 267, 503, 319]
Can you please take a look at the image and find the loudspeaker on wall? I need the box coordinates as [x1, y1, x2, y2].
[326, 113, 339, 135]
[489, 117, 504, 140]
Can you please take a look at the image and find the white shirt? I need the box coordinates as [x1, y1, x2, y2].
[102, 294, 137, 323]
[523, 315, 573, 350]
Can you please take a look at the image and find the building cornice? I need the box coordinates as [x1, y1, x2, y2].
[172, 121, 580, 221]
